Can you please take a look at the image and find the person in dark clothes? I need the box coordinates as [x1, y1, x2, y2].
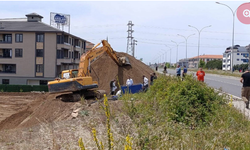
[240, 68, 250, 109]
[182, 65, 188, 78]
[150, 72, 157, 85]
[110, 79, 117, 95]
[164, 65, 167, 73]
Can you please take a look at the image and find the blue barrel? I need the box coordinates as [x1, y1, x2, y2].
[121, 83, 143, 94]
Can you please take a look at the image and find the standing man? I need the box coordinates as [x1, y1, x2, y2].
[176, 65, 181, 77]
[240, 69, 250, 109]
[142, 75, 149, 92]
[110, 79, 117, 95]
[150, 73, 154, 85]
[196, 68, 205, 82]
[163, 65, 167, 74]
[182, 65, 188, 78]
[126, 76, 133, 86]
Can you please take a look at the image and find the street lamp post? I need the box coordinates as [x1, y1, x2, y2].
[177, 33, 195, 67]
[164, 45, 172, 65]
[162, 49, 171, 63]
[216, 2, 237, 73]
[171, 41, 184, 65]
[188, 25, 211, 68]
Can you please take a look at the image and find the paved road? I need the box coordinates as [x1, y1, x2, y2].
[160, 68, 242, 98]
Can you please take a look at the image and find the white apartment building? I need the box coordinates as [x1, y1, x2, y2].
[223, 45, 249, 71]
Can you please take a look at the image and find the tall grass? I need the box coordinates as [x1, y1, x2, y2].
[121, 74, 250, 149]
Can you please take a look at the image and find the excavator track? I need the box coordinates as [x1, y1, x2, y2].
[56, 90, 107, 102]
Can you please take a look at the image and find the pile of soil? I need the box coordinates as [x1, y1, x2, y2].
[0, 52, 154, 130]
[90, 52, 154, 93]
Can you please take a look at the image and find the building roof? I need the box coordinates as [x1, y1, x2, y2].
[0, 21, 62, 32]
[86, 41, 95, 49]
[25, 13, 43, 18]
[238, 46, 247, 52]
[190, 55, 223, 59]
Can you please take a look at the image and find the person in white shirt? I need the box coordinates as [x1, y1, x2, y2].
[126, 76, 133, 86]
[143, 75, 149, 92]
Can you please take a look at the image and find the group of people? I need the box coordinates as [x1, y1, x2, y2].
[176, 65, 205, 82]
[109, 73, 158, 95]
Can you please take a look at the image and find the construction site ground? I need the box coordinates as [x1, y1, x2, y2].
[0, 52, 154, 149]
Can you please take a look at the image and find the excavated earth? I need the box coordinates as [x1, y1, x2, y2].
[0, 52, 154, 130]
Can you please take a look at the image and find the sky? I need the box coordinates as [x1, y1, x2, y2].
[0, 1, 249, 65]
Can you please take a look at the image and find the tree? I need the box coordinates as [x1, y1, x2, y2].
[199, 60, 206, 68]
[165, 62, 171, 68]
[205, 60, 222, 69]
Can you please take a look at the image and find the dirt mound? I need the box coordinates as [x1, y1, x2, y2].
[90, 52, 154, 93]
[0, 52, 153, 130]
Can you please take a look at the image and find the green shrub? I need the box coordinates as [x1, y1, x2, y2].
[0, 84, 48, 92]
[148, 75, 225, 127]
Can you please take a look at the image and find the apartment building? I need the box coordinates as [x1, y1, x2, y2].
[222, 45, 249, 71]
[0, 13, 93, 85]
[188, 55, 223, 68]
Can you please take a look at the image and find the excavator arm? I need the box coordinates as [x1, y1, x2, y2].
[48, 40, 130, 100]
[77, 40, 130, 77]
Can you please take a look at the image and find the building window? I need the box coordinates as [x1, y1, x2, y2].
[0, 64, 16, 73]
[72, 38, 74, 46]
[36, 34, 44, 42]
[64, 35, 69, 43]
[36, 49, 44, 57]
[2, 79, 9, 84]
[57, 35, 63, 44]
[15, 34, 23, 42]
[0, 49, 12, 58]
[237, 53, 239, 55]
[69, 37, 71, 45]
[57, 49, 68, 59]
[57, 50, 62, 59]
[74, 51, 79, 59]
[40, 80, 47, 85]
[237, 59, 239, 61]
[36, 64, 43, 72]
[4, 34, 12, 43]
[242, 59, 249, 62]
[15, 49, 23, 57]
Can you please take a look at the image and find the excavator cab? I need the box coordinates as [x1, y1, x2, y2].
[60, 69, 78, 79]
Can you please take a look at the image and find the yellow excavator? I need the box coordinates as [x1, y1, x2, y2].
[48, 40, 130, 101]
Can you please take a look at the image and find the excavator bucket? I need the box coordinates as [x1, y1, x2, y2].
[119, 57, 131, 66]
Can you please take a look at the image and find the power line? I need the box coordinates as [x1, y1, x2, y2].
[136, 25, 250, 35]
[73, 24, 125, 28]
[135, 32, 250, 41]
[137, 40, 228, 48]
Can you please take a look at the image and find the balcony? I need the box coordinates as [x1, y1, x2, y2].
[0, 64, 16, 73]
[0, 49, 12, 58]
[74, 45, 81, 51]
[0, 34, 12, 43]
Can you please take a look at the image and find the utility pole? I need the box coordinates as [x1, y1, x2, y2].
[126, 21, 134, 56]
[132, 39, 137, 57]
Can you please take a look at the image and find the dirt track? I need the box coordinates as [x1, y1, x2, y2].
[0, 92, 79, 130]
